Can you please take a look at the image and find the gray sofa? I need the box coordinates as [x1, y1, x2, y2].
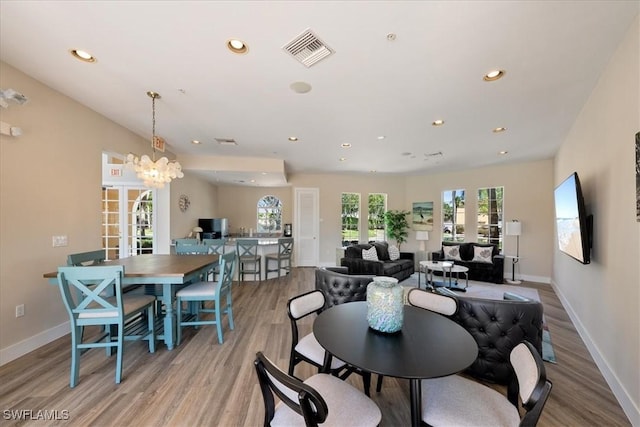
[340, 241, 414, 282]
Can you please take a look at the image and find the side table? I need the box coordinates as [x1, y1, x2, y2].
[420, 260, 469, 292]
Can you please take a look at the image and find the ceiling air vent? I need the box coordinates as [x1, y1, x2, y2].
[283, 29, 334, 68]
[215, 138, 237, 146]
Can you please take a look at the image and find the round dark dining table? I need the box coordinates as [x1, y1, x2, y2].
[313, 301, 478, 427]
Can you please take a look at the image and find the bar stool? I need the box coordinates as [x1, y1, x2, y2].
[236, 239, 261, 282]
[265, 237, 293, 279]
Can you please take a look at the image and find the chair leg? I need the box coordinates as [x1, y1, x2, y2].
[227, 293, 234, 331]
[362, 371, 372, 397]
[376, 374, 384, 392]
[70, 325, 81, 388]
[115, 323, 124, 384]
[215, 298, 223, 344]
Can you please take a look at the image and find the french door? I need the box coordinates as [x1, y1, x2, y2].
[102, 186, 155, 259]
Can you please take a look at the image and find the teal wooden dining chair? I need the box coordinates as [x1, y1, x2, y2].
[56, 265, 156, 387]
[67, 249, 106, 266]
[265, 237, 294, 279]
[236, 239, 261, 282]
[176, 252, 237, 345]
[202, 238, 226, 281]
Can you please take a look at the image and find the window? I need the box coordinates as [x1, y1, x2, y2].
[257, 195, 282, 233]
[368, 193, 387, 241]
[341, 193, 360, 245]
[443, 189, 465, 242]
[477, 187, 504, 247]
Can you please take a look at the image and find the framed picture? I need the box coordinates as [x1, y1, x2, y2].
[412, 201, 433, 231]
[636, 132, 640, 222]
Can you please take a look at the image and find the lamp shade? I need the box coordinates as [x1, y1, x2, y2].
[193, 227, 203, 233]
[505, 221, 522, 236]
[415, 231, 429, 241]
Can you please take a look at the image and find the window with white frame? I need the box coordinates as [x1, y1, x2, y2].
[257, 195, 282, 233]
[368, 193, 387, 241]
[443, 189, 465, 242]
[341, 193, 360, 245]
[477, 187, 504, 248]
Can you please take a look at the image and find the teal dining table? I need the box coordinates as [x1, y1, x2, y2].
[44, 253, 219, 350]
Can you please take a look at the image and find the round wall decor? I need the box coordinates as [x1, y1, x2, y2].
[178, 194, 190, 212]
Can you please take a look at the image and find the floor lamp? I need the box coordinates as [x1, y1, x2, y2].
[415, 231, 429, 251]
[505, 220, 521, 284]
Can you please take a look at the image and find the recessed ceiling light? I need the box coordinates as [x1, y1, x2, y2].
[261, 172, 267, 175]
[339, 157, 346, 162]
[387, 33, 397, 41]
[70, 49, 96, 63]
[288, 136, 298, 142]
[341, 143, 351, 148]
[493, 127, 507, 133]
[290, 81, 312, 94]
[377, 135, 386, 140]
[227, 39, 248, 54]
[499, 150, 509, 155]
[432, 119, 445, 126]
[483, 69, 505, 81]
[191, 140, 201, 144]
[250, 179, 256, 183]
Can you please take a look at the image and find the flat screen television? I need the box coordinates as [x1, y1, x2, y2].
[554, 172, 592, 264]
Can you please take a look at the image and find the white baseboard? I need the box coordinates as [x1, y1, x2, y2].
[550, 280, 639, 425]
[0, 321, 69, 366]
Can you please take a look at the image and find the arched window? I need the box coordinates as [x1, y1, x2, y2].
[257, 195, 282, 233]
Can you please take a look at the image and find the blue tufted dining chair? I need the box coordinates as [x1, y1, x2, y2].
[56, 265, 156, 387]
[175, 251, 237, 345]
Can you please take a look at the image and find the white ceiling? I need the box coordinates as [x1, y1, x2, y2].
[1, 1, 637, 187]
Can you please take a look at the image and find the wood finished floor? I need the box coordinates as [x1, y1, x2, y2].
[0, 268, 631, 426]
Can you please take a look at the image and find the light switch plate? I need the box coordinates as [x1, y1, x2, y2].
[52, 235, 68, 247]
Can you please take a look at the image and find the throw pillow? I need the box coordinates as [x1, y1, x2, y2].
[362, 246, 379, 261]
[443, 245, 462, 261]
[472, 245, 493, 263]
[388, 245, 400, 261]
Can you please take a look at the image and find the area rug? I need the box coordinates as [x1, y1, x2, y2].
[402, 273, 557, 363]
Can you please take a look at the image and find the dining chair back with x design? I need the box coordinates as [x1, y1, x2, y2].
[237, 239, 261, 282]
[202, 238, 226, 280]
[67, 249, 106, 266]
[56, 265, 156, 387]
[176, 251, 237, 345]
[265, 237, 293, 279]
[254, 351, 382, 427]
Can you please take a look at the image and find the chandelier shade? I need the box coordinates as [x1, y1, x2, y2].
[125, 91, 184, 188]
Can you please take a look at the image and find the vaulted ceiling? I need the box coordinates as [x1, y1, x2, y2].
[1, 1, 637, 186]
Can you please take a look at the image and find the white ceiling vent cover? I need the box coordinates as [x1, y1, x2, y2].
[283, 29, 334, 68]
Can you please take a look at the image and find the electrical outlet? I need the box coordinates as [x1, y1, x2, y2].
[16, 304, 25, 318]
[52, 235, 68, 247]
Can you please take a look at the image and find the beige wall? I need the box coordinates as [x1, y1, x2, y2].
[405, 159, 555, 282]
[215, 186, 293, 235]
[170, 173, 219, 240]
[0, 62, 217, 361]
[553, 17, 639, 423]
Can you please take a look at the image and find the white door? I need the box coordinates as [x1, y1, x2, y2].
[294, 188, 319, 266]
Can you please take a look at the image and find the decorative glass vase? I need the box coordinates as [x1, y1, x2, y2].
[366, 276, 403, 333]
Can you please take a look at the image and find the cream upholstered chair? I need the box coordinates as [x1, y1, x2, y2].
[287, 290, 373, 397]
[254, 351, 381, 427]
[420, 341, 552, 427]
[406, 287, 458, 316]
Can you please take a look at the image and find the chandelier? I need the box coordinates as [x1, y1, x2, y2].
[125, 91, 184, 188]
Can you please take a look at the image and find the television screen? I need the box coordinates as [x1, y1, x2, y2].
[554, 172, 591, 264]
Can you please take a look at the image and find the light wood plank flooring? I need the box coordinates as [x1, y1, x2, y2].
[0, 268, 631, 426]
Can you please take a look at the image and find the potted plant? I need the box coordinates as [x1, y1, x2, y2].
[384, 210, 410, 249]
